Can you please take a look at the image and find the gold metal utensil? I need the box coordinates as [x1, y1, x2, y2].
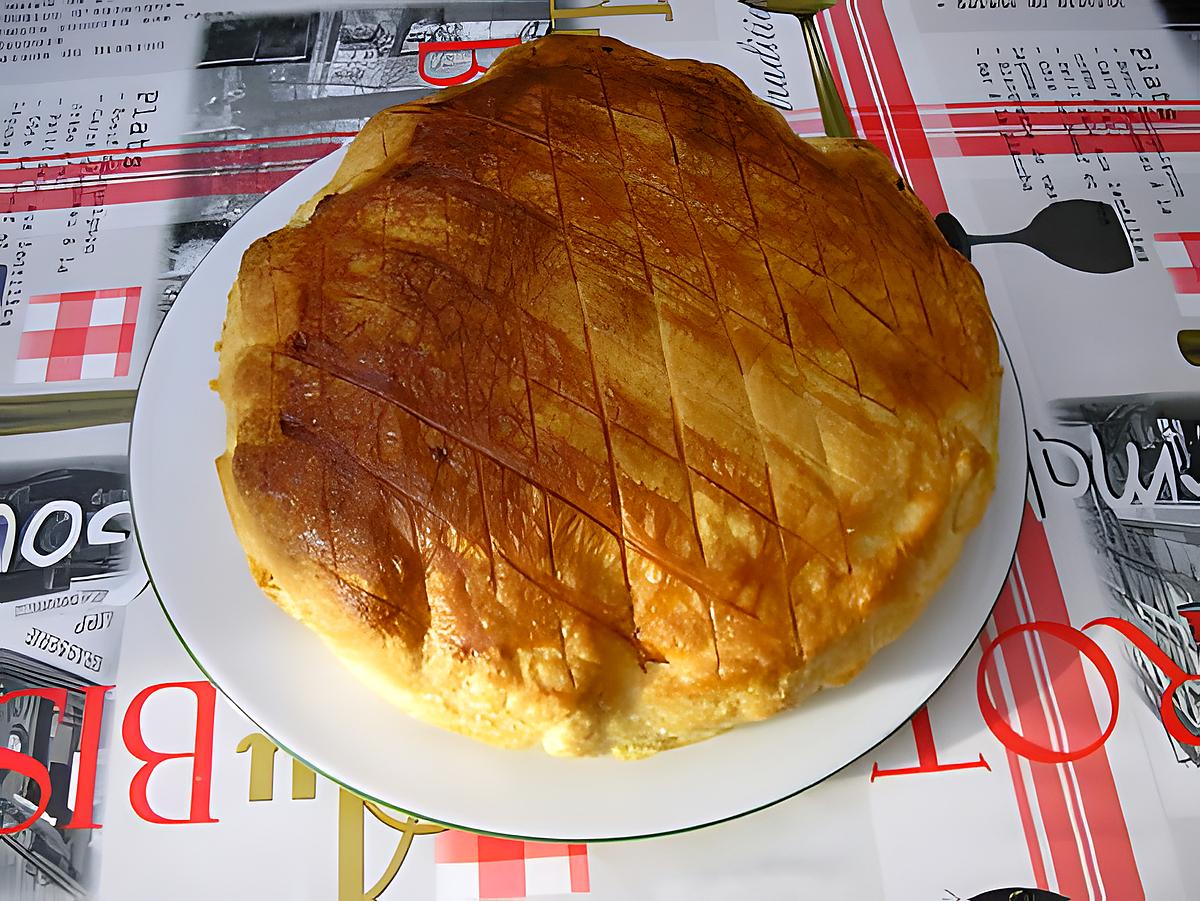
[739, 0, 854, 139]
[0, 390, 138, 436]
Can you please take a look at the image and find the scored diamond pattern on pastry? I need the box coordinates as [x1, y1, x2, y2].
[218, 36, 999, 756]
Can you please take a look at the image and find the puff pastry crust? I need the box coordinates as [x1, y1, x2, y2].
[215, 35, 1001, 758]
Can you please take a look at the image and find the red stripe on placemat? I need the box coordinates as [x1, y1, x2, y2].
[1, 131, 356, 166]
[825, 6, 887, 148]
[784, 98, 1200, 144]
[475, 836, 523, 863]
[983, 618, 1051, 889]
[1170, 268, 1200, 294]
[0, 142, 337, 187]
[568, 844, 590, 892]
[478, 854, 525, 900]
[939, 98, 1200, 110]
[845, 0, 948, 212]
[931, 131, 1200, 158]
[991, 579, 1091, 899]
[1, 167, 307, 212]
[1007, 509, 1144, 899]
[783, 98, 1200, 129]
[936, 106, 1200, 130]
[1156, 232, 1200, 268]
[1008, 746, 1051, 890]
[523, 841, 573, 859]
[434, 830, 479, 864]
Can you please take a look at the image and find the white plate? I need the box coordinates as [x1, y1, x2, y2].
[130, 147, 1027, 841]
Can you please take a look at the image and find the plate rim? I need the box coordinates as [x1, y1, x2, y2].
[127, 154, 1030, 843]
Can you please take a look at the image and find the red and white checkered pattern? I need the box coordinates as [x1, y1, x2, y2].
[435, 831, 589, 900]
[14, 287, 140, 383]
[1154, 232, 1200, 315]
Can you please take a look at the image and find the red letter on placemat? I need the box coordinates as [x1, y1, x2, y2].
[1086, 616, 1200, 746]
[122, 681, 219, 824]
[417, 38, 521, 87]
[870, 706, 991, 780]
[977, 621, 1120, 763]
[0, 688, 68, 834]
[65, 685, 115, 830]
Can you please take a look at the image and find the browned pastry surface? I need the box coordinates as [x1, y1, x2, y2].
[216, 35, 1001, 758]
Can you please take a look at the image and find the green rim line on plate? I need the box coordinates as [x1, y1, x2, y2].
[126, 14, 1027, 842]
[129, 317, 1028, 843]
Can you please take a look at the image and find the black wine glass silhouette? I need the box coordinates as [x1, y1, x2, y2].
[935, 199, 1134, 274]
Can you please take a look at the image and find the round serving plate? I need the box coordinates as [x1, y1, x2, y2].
[129, 146, 1027, 842]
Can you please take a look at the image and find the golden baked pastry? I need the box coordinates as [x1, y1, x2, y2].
[216, 35, 1000, 758]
